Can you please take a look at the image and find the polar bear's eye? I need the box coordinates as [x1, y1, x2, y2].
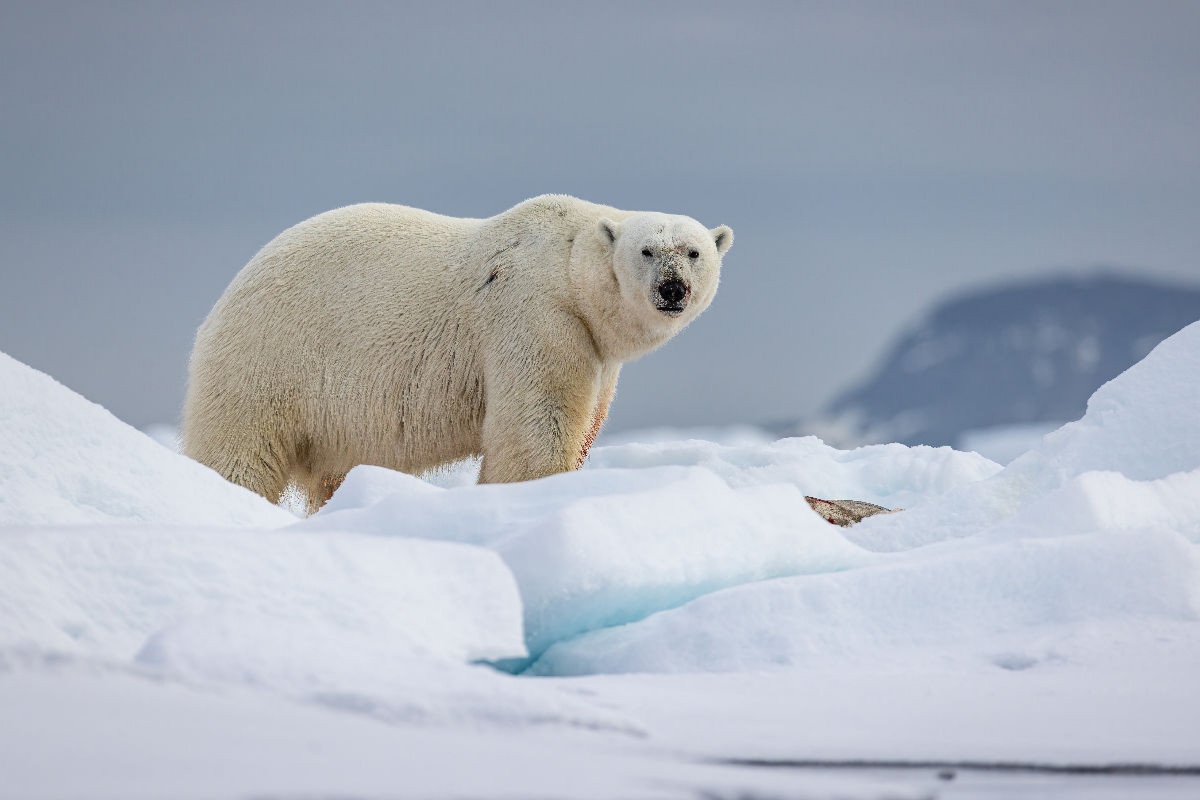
[641, 248, 653, 258]
[688, 250, 699, 259]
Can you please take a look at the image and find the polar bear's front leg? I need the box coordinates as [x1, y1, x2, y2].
[478, 335, 603, 484]
[578, 367, 618, 467]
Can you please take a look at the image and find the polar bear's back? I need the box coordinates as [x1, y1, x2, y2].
[255, 201, 480, 291]
[186, 202, 490, 476]
[197, 202, 483, 366]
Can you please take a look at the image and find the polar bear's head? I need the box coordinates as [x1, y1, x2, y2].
[597, 212, 733, 332]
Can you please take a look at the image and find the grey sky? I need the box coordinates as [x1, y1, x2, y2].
[2, 1, 1198, 431]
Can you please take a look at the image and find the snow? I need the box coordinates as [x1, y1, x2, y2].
[583, 434, 1000, 507]
[0, 352, 290, 528]
[0, 524, 522, 665]
[526, 322, 1200, 677]
[575, 663, 1200, 775]
[305, 439, 995, 662]
[3, 319, 1200, 798]
[307, 466, 869, 662]
[530, 527, 1200, 675]
[848, 319, 1200, 553]
[1, 668, 938, 800]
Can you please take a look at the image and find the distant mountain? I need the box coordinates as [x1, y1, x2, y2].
[789, 273, 1200, 449]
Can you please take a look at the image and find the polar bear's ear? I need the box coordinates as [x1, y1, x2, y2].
[597, 218, 620, 250]
[711, 225, 733, 256]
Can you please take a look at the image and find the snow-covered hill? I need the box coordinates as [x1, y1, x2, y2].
[0, 351, 291, 528]
[3, 321, 1200, 798]
[794, 273, 1200, 451]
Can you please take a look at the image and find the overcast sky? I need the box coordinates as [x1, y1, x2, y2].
[2, 1, 1198, 431]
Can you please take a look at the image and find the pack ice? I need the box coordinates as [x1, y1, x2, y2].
[2, 320, 1200, 796]
[0, 350, 537, 729]
[305, 437, 997, 663]
[534, 320, 1200, 675]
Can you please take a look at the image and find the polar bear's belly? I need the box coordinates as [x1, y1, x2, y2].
[308, 300, 485, 475]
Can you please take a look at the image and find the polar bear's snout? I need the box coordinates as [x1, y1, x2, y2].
[654, 278, 690, 314]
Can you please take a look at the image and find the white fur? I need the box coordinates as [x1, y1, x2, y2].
[182, 195, 732, 507]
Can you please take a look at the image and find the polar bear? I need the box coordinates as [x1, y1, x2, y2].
[182, 194, 732, 509]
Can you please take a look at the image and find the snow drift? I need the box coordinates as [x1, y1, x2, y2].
[2, 320, 1200, 796]
[304, 437, 996, 662]
[0, 352, 290, 528]
[533, 320, 1200, 674]
[0, 525, 523, 666]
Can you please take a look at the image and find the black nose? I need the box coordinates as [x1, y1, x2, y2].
[657, 279, 688, 304]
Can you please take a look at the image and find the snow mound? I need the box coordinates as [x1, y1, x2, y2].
[529, 322, 1200, 675]
[306, 441, 996, 663]
[586, 434, 1001, 510]
[5, 324, 1200, 790]
[532, 523, 1200, 675]
[850, 319, 1200, 552]
[0, 520, 635, 730]
[1015, 317, 1200, 483]
[0, 352, 290, 528]
[0, 525, 524, 666]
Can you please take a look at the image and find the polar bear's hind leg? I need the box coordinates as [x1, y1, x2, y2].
[186, 430, 291, 506]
